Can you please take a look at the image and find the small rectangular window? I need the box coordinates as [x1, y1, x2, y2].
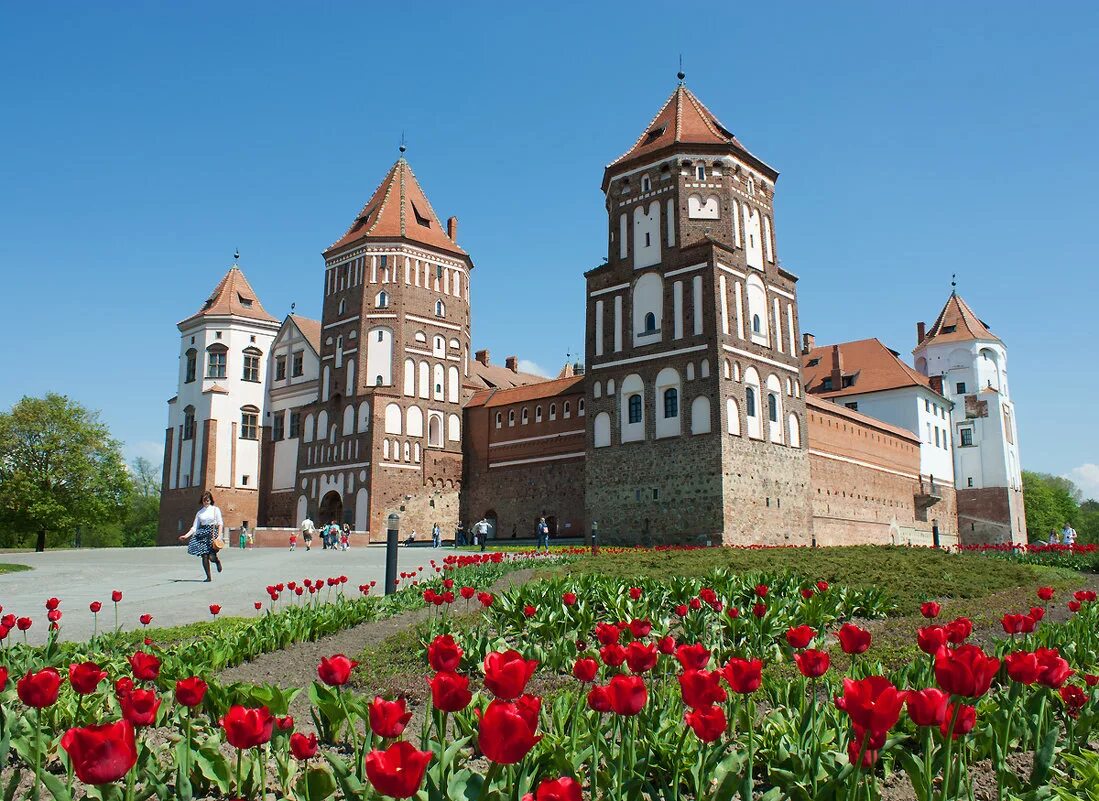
[924, 399, 930, 412]
[967, 477, 974, 488]
[207, 351, 226, 379]
[243, 354, 261, 382]
[272, 412, 285, 441]
[275, 355, 287, 381]
[292, 351, 304, 377]
[288, 411, 301, 438]
[241, 474, 250, 486]
[934, 428, 940, 447]
[185, 352, 197, 383]
[956, 382, 967, 394]
[240, 412, 258, 440]
[696, 165, 705, 180]
[960, 428, 973, 447]
[651, 488, 659, 501]
[634, 489, 642, 502]
[845, 402, 858, 411]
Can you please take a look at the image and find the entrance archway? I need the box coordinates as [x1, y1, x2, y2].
[319, 491, 343, 527]
[483, 509, 498, 541]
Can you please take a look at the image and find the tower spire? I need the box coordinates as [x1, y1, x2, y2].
[951, 273, 957, 296]
[677, 54, 685, 83]
[399, 131, 406, 155]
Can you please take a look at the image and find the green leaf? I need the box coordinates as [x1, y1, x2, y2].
[39, 771, 73, 801]
[895, 750, 929, 801]
[297, 767, 338, 801]
[446, 769, 486, 801]
[1030, 727, 1059, 789]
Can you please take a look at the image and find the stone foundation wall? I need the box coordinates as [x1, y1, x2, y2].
[463, 457, 586, 540]
[957, 486, 1025, 545]
[157, 487, 260, 545]
[721, 435, 813, 546]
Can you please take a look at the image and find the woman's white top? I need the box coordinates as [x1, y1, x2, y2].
[194, 505, 224, 530]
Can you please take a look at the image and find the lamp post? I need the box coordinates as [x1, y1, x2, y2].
[591, 520, 599, 556]
[385, 513, 400, 595]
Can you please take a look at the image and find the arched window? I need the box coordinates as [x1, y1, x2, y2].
[726, 398, 741, 436]
[644, 312, 656, 332]
[403, 441, 411, 462]
[564, 401, 571, 418]
[632, 272, 663, 344]
[383, 439, 390, 460]
[578, 398, 585, 416]
[768, 393, 778, 423]
[184, 349, 197, 383]
[752, 314, 762, 334]
[628, 394, 642, 424]
[535, 405, 543, 423]
[447, 413, 461, 441]
[620, 374, 644, 442]
[641, 175, 651, 192]
[593, 382, 602, 399]
[384, 403, 402, 435]
[746, 387, 757, 418]
[508, 409, 515, 426]
[663, 388, 678, 419]
[549, 403, 557, 421]
[406, 406, 424, 437]
[428, 413, 443, 447]
[435, 300, 445, 317]
[433, 363, 444, 399]
[723, 359, 731, 380]
[182, 406, 195, 440]
[594, 412, 611, 447]
[375, 291, 389, 308]
[206, 343, 228, 379]
[521, 408, 529, 425]
[700, 359, 710, 378]
[240, 405, 259, 440]
[690, 396, 711, 434]
[766, 375, 784, 443]
[338, 299, 346, 315]
[787, 413, 802, 447]
[495, 411, 502, 429]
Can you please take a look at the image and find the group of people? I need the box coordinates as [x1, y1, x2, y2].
[294, 518, 351, 551]
[1048, 522, 1079, 546]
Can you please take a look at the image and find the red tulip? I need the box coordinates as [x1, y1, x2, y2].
[1069, 600, 1082, 613]
[935, 644, 999, 698]
[1084, 674, 1099, 687]
[674, 604, 689, 617]
[657, 635, 676, 654]
[816, 580, 830, 592]
[905, 687, 950, 727]
[847, 733, 881, 770]
[689, 598, 702, 611]
[595, 622, 621, 646]
[685, 704, 726, 742]
[722, 657, 763, 694]
[839, 676, 906, 734]
[572, 658, 598, 683]
[369, 696, 412, 738]
[940, 702, 977, 739]
[220, 705, 274, 749]
[1035, 647, 1073, 689]
[477, 592, 494, 607]
[1005, 651, 1040, 685]
[523, 605, 536, 618]
[675, 643, 711, 670]
[1037, 586, 1054, 601]
[477, 699, 541, 764]
[606, 674, 647, 716]
[754, 584, 769, 598]
[521, 776, 583, 801]
[16, 617, 31, 631]
[837, 624, 872, 655]
[111, 590, 123, 602]
[17, 668, 62, 708]
[365, 740, 433, 797]
[1001, 613, 1026, 635]
[726, 606, 740, 620]
[794, 649, 830, 678]
[47, 609, 62, 623]
[208, 604, 221, 616]
[459, 586, 475, 600]
[290, 731, 318, 760]
[752, 602, 767, 618]
[628, 618, 652, 638]
[945, 617, 972, 644]
[1029, 606, 1046, 622]
[68, 662, 107, 695]
[275, 715, 294, 731]
[679, 669, 727, 709]
[427, 634, 462, 672]
[599, 643, 626, 668]
[129, 652, 160, 682]
[785, 625, 815, 650]
[254, 602, 263, 610]
[625, 641, 658, 674]
[917, 625, 948, 655]
[483, 650, 538, 700]
[562, 592, 577, 606]
[115, 676, 134, 701]
[0, 667, 7, 689]
[1060, 685, 1088, 717]
[120, 688, 161, 727]
[89, 601, 102, 613]
[139, 614, 153, 626]
[629, 587, 643, 600]
[920, 601, 941, 619]
[317, 654, 358, 687]
[800, 588, 815, 600]
[429, 671, 472, 712]
[587, 685, 612, 713]
[175, 677, 207, 708]
[60, 720, 137, 785]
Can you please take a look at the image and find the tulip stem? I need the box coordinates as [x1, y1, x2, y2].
[235, 747, 243, 799]
[741, 698, 754, 801]
[31, 708, 41, 801]
[939, 699, 962, 801]
[670, 724, 690, 801]
[589, 710, 600, 801]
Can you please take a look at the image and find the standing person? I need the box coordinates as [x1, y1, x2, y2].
[301, 516, 314, 552]
[178, 491, 224, 582]
[1048, 529, 1060, 546]
[474, 518, 490, 552]
[536, 516, 550, 553]
[238, 523, 249, 551]
[341, 523, 351, 551]
[1063, 522, 1078, 547]
[455, 522, 466, 547]
[289, 530, 298, 551]
[432, 522, 441, 548]
[329, 520, 339, 551]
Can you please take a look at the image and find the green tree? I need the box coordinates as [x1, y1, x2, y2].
[0, 394, 130, 550]
[122, 457, 160, 547]
[1023, 470, 1083, 544]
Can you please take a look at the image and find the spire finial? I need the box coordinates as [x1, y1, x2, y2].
[677, 54, 685, 83]
[234, 248, 240, 264]
[290, 302, 296, 313]
[951, 273, 957, 295]
[399, 131, 406, 155]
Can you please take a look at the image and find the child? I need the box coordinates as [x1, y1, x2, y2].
[340, 529, 350, 551]
[289, 531, 298, 551]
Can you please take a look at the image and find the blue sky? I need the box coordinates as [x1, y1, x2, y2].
[1, 3, 1096, 499]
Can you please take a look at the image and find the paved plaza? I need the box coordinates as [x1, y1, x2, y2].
[0, 544, 448, 644]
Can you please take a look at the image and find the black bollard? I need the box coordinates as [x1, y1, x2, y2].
[385, 513, 400, 595]
[591, 521, 599, 556]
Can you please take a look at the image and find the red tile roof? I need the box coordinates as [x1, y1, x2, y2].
[325, 158, 467, 258]
[288, 315, 321, 354]
[805, 394, 920, 444]
[606, 84, 773, 179]
[466, 359, 548, 392]
[466, 375, 585, 409]
[917, 293, 1000, 347]
[178, 266, 278, 327]
[801, 338, 933, 399]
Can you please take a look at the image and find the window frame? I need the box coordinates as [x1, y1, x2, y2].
[663, 387, 678, 419]
[240, 408, 259, 440]
[628, 394, 643, 424]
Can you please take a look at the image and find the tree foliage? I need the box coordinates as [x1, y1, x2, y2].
[0, 394, 131, 549]
[1023, 470, 1098, 544]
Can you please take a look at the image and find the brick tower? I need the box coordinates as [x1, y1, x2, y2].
[584, 78, 812, 545]
[293, 153, 472, 536]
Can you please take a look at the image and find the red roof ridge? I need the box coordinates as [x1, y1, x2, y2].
[468, 374, 585, 408]
[917, 292, 1000, 347]
[805, 395, 921, 443]
[178, 265, 278, 327]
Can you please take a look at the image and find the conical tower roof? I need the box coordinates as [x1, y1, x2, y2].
[178, 265, 278, 327]
[917, 292, 1001, 348]
[325, 157, 467, 259]
[604, 83, 775, 188]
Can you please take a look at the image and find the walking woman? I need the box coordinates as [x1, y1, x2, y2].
[178, 491, 224, 582]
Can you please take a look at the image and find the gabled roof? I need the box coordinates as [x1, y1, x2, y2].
[917, 292, 1000, 347]
[801, 338, 934, 400]
[466, 360, 548, 392]
[466, 375, 586, 409]
[605, 84, 774, 185]
[287, 315, 321, 354]
[178, 266, 278, 327]
[325, 158, 467, 259]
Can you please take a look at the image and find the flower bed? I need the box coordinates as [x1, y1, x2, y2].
[958, 543, 1099, 573]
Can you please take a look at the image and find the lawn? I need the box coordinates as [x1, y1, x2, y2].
[0, 562, 31, 575]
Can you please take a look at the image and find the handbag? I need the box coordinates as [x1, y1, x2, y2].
[211, 536, 225, 552]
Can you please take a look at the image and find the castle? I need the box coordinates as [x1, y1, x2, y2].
[158, 80, 1025, 548]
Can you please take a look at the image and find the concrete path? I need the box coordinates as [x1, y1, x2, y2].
[0, 545, 454, 644]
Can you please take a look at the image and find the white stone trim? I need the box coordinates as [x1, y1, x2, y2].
[590, 282, 630, 298]
[406, 314, 462, 331]
[716, 263, 746, 279]
[405, 347, 433, 357]
[324, 316, 360, 329]
[489, 451, 586, 468]
[299, 461, 371, 475]
[665, 262, 708, 278]
[366, 313, 398, 320]
[721, 345, 799, 374]
[592, 344, 708, 370]
[767, 284, 796, 300]
[490, 429, 585, 448]
[808, 449, 920, 481]
[380, 462, 421, 470]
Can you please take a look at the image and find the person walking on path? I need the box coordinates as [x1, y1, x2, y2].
[238, 523, 249, 551]
[301, 516, 315, 551]
[536, 516, 550, 553]
[432, 522, 441, 548]
[289, 530, 298, 551]
[340, 523, 351, 551]
[178, 491, 224, 582]
[455, 523, 466, 547]
[1063, 522, 1078, 547]
[474, 518, 490, 552]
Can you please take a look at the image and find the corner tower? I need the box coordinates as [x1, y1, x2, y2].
[913, 290, 1025, 544]
[158, 259, 281, 542]
[292, 154, 472, 536]
[584, 79, 812, 545]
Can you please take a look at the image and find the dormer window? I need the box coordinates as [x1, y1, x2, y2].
[645, 124, 666, 143]
[696, 165, 706, 181]
[411, 201, 431, 228]
[941, 325, 957, 334]
[641, 175, 651, 193]
[237, 293, 253, 308]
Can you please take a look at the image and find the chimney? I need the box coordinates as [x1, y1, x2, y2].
[830, 345, 844, 389]
[505, 355, 519, 373]
[446, 216, 458, 242]
[916, 321, 926, 344]
[801, 332, 816, 355]
[475, 349, 490, 366]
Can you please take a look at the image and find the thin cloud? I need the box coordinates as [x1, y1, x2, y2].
[517, 359, 550, 377]
[1065, 463, 1099, 503]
